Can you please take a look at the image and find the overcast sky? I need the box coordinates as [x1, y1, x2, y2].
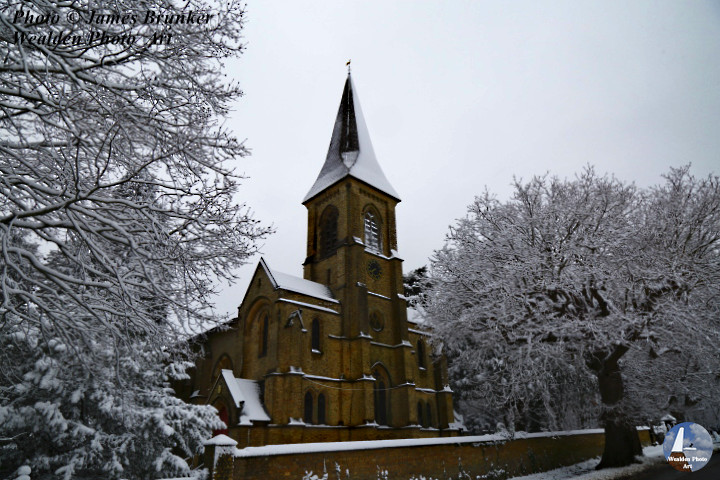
[214, 0, 720, 317]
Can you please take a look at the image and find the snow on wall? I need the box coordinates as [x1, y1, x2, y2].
[233, 429, 607, 458]
[223, 429, 657, 480]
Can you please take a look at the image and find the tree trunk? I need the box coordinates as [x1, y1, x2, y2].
[589, 346, 643, 469]
[595, 408, 643, 469]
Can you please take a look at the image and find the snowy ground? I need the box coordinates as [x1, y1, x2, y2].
[301, 445, 672, 480]
[506, 445, 666, 480]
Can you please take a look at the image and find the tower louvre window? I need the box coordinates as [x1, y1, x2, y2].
[364, 211, 381, 252]
[319, 205, 339, 257]
[417, 340, 426, 369]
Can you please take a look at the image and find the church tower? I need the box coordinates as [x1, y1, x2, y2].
[303, 73, 405, 341]
[180, 73, 459, 447]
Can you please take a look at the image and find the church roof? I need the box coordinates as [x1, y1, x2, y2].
[260, 258, 337, 303]
[303, 74, 400, 203]
[220, 370, 271, 424]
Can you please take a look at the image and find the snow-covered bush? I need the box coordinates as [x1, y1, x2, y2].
[0, 318, 224, 479]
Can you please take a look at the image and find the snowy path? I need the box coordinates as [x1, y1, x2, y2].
[506, 446, 667, 480]
[298, 443, 720, 480]
[507, 444, 720, 480]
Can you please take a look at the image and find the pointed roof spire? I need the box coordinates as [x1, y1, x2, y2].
[303, 73, 400, 203]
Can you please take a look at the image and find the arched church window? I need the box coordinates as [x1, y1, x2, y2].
[311, 318, 321, 352]
[259, 313, 269, 358]
[318, 393, 326, 424]
[417, 340, 426, 369]
[319, 205, 339, 257]
[304, 391, 314, 424]
[373, 366, 390, 426]
[417, 401, 425, 428]
[425, 402, 433, 428]
[364, 210, 381, 252]
[212, 354, 233, 380]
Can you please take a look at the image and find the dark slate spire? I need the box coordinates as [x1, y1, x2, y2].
[303, 74, 400, 203]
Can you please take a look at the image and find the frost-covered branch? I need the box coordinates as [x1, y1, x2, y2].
[425, 166, 720, 467]
[1, 1, 269, 478]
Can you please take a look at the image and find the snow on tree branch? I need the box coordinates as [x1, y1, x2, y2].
[0, 0, 270, 353]
[1, 1, 267, 478]
[425, 166, 720, 468]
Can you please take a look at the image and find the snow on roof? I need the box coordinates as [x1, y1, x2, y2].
[235, 378, 271, 423]
[221, 369, 244, 408]
[260, 258, 337, 303]
[303, 74, 399, 203]
[221, 370, 271, 423]
[278, 298, 339, 315]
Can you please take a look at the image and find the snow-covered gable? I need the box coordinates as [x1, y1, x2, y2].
[221, 369, 271, 423]
[303, 74, 400, 203]
[221, 369, 244, 408]
[260, 258, 337, 303]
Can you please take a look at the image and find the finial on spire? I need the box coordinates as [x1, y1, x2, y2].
[346, 59, 351, 75]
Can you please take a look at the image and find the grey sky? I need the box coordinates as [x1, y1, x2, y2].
[214, 0, 720, 317]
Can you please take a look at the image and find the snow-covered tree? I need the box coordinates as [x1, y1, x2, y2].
[424, 166, 720, 468]
[0, 317, 225, 479]
[1, 1, 269, 477]
[403, 266, 428, 306]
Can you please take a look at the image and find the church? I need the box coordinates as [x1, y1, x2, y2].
[180, 73, 459, 447]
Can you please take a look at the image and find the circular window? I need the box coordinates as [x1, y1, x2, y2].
[370, 312, 385, 332]
[367, 260, 382, 279]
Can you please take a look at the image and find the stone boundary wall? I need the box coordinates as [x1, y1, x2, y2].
[205, 428, 652, 480]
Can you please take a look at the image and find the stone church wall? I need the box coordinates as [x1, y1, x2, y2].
[205, 428, 652, 480]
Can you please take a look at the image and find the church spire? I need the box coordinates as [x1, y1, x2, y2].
[303, 73, 400, 203]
